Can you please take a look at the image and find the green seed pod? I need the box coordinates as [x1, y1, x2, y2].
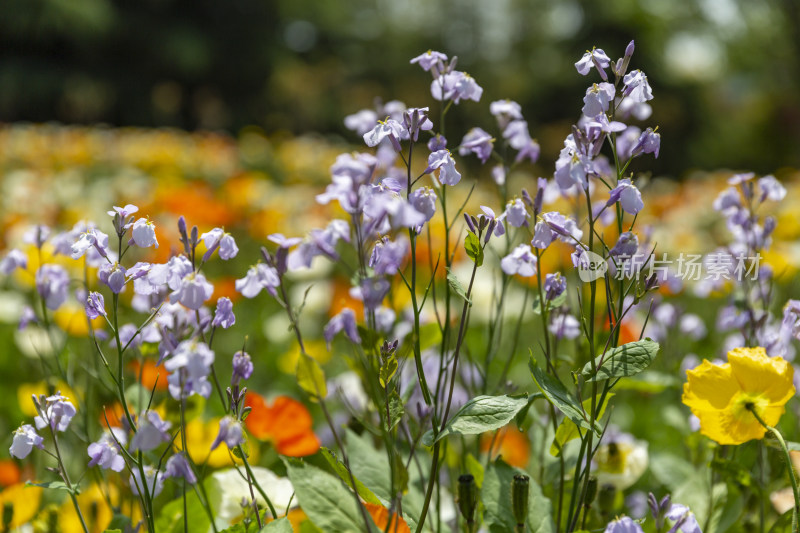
[511, 474, 530, 527]
[457, 474, 478, 525]
[597, 483, 617, 515]
[585, 476, 599, 507]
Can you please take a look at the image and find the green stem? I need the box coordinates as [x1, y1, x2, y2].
[50, 427, 89, 533]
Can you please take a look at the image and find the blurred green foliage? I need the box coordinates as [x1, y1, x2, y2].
[1, 0, 799, 176]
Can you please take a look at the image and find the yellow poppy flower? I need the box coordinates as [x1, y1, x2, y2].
[683, 347, 795, 445]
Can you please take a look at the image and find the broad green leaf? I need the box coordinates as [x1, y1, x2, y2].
[581, 339, 659, 382]
[321, 447, 383, 506]
[531, 291, 567, 315]
[550, 393, 615, 456]
[284, 458, 379, 532]
[465, 453, 485, 488]
[297, 354, 327, 400]
[346, 430, 393, 502]
[529, 358, 597, 434]
[447, 268, 472, 305]
[261, 518, 294, 532]
[422, 395, 529, 446]
[514, 392, 544, 429]
[465, 231, 484, 266]
[482, 459, 556, 533]
[155, 482, 212, 533]
[611, 370, 680, 392]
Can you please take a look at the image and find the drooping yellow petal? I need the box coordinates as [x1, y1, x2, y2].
[729, 347, 795, 405]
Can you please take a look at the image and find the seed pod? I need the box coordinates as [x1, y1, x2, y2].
[512, 474, 530, 527]
[457, 474, 478, 525]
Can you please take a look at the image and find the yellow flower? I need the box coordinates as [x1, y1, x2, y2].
[683, 347, 795, 445]
[0, 483, 42, 529]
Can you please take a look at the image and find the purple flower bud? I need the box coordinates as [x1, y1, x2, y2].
[464, 213, 477, 233]
[534, 177, 547, 214]
[9, 424, 44, 459]
[231, 351, 253, 386]
[212, 297, 235, 329]
[210, 416, 245, 451]
[324, 308, 362, 349]
[85, 291, 107, 320]
[625, 40, 635, 58]
[544, 273, 567, 302]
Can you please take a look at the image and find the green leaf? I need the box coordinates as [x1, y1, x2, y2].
[550, 393, 615, 456]
[581, 339, 659, 382]
[26, 480, 75, 493]
[465, 231, 484, 266]
[357, 325, 381, 351]
[379, 354, 398, 388]
[155, 481, 212, 533]
[465, 453, 485, 488]
[531, 291, 567, 315]
[610, 370, 679, 393]
[346, 430, 392, 502]
[514, 392, 544, 429]
[321, 447, 383, 506]
[297, 354, 327, 400]
[387, 390, 404, 432]
[529, 358, 597, 434]
[395, 322, 441, 361]
[446, 267, 472, 305]
[482, 459, 556, 533]
[284, 458, 379, 532]
[422, 395, 529, 446]
[261, 518, 294, 532]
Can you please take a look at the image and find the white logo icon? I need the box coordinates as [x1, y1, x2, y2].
[576, 250, 608, 282]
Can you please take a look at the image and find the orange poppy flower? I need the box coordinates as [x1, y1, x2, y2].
[480, 425, 530, 468]
[364, 502, 411, 533]
[129, 359, 169, 391]
[0, 460, 21, 487]
[244, 393, 320, 457]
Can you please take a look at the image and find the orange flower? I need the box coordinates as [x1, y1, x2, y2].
[0, 460, 21, 487]
[244, 393, 320, 457]
[480, 425, 531, 468]
[364, 502, 411, 533]
[329, 277, 363, 319]
[129, 359, 169, 391]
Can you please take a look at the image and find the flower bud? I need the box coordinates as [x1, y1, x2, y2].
[464, 213, 477, 234]
[511, 474, 529, 527]
[457, 474, 478, 524]
[597, 483, 618, 515]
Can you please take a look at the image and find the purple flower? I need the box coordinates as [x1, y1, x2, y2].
[478, 206, 505, 237]
[164, 340, 215, 400]
[503, 198, 529, 228]
[630, 127, 660, 159]
[344, 109, 379, 135]
[36, 265, 71, 310]
[18, 306, 37, 331]
[426, 150, 461, 186]
[665, 503, 701, 533]
[324, 309, 362, 349]
[712, 187, 740, 214]
[0, 249, 28, 274]
[287, 220, 351, 270]
[549, 313, 581, 340]
[99, 262, 127, 294]
[410, 50, 448, 74]
[130, 411, 172, 452]
[604, 516, 644, 533]
[403, 107, 433, 141]
[169, 272, 214, 310]
[359, 277, 390, 310]
[607, 179, 644, 215]
[616, 126, 642, 161]
[431, 71, 483, 103]
[236, 263, 280, 298]
[9, 424, 44, 459]
[131, 218, 159, 249]
[409, 187, 437, 225]
[369, 236, 407, 275]
[582, 82, 616, 117]
[500, 244, 538, 277]
[108, 204, 139, 219]
[458, 127, 494, 164]
[268, 233, 303, 249]
[71, 227, 110, 261]
[212, 297, 235, 329]
[575, 48, 612, 78]
[532, 212, 582, 249]
[610, 232, 640, 258]
[490, 99, 523, 129]
[544, 273, 567, 302]
[758, 175, 786, 202]
[679, 314, 707, 340]
[200, 228, 239, 261]
[164, 453, 197, 484]
[23, 225, 50, 249]
[231, 351, 253, 386]
[427, 134, 447, 152]
[622, 70, 653, 103]
[363, 119, 404, 151]
[130, 465, 164, 498]
[502, 120, 540, 164]
[85, 291, 107, 320]
[210, 416, 245, 451]
[554, 147, 591, 190]
[34, 393, 77, 432]
[87, 430, 126, 472]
